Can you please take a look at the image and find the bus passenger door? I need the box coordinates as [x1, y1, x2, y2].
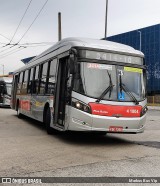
[54, 57, 68, 126]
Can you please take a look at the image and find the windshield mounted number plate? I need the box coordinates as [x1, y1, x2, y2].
[109, 126, 123, 132]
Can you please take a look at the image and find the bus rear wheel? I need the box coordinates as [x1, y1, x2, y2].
[17, 103, 23, 118]
[45, 107, 53, 135]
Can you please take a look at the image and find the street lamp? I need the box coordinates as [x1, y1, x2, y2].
[137, 30, 142, 51]
[105, 0, 108, 39]
[1, 64, 4, 75]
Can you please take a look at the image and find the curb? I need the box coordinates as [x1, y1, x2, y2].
[148, 106, 160, 111]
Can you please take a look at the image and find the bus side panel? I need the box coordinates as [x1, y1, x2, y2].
[18, 95, 52, 122]
[30, 95, 50, 122]
[15, 95, 30, 117]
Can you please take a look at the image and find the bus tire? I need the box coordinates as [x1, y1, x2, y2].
[45, 107, 53, 135]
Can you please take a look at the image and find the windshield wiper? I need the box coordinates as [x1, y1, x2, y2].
[121, 84, 139, 105]
[119, 72, 139, 105]
[96, 71, 114, 103]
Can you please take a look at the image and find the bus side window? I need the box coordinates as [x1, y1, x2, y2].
[22, 70, 29, 94]
[73, 63, 85, 94]
[32, 65, 39, 94]
[28, 68, 34, 94]
[18, 72, 24, 94]
[47, 59, 57, 95]
[39, 62, 48, 94]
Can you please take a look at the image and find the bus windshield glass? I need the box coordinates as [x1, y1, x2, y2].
[73, 62, 146, 102]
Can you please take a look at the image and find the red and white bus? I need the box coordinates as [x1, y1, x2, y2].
[11, 38, 147, 134]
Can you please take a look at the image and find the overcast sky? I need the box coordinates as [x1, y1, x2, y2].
[0, 0, 160, 74]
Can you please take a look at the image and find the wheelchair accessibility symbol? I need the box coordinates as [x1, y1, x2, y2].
[118, 92, 125, 100]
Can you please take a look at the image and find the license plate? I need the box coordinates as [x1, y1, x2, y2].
[109, 126, 123, 132]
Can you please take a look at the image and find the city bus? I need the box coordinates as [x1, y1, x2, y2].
[0, 77, 12, 107]
[11, 38, 147, 134]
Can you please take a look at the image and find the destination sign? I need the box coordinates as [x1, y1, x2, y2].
[78, 50, 143, 65]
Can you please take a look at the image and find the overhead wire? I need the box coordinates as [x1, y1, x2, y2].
[17, 0, 49, 44]
[0, 0, 49, 60]
[0, 33, 11, 48]
[0, 41, 53, 55]
[0, 46, 22, 57]
[0, 47, 26, 59]
[0, 44, 19, 54]
[9, 0, 33, 45]
[0, 33, 11, 42]
[21, 44, 50, 48]
[0, 42, 7, 45]
[0, 42, 53, 59]
[19, 42, 54, 45]
[2, 0, 32, 49]
[19, 42, 54, 47]
[0, 0, 49, 54]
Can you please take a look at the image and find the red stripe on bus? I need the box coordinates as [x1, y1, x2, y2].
[21, 100, 31, 111]
[89, 103, 142, 117]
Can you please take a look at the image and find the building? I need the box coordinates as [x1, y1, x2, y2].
[107, 24, 160, 96]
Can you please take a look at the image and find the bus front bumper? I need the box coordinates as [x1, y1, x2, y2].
[68, 107, 147, 134]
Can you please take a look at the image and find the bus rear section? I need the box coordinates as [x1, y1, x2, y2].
[0, 77, 12, 107]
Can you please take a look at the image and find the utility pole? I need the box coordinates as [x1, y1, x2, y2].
[104, 0, 108, 39]
[137, 30, 142, 51]
[58, 12, 62, 41]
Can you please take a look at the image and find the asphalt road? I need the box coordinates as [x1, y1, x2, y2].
[0, 108, 160, 185]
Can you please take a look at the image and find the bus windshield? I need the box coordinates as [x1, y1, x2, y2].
[73, 62, 146, 102]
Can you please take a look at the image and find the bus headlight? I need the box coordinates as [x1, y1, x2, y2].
[75, 102, 81, 109]
[72, 99, 91, 113]
[140, 106, 148, 117]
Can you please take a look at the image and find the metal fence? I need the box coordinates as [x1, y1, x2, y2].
[147, 95, 160, 106]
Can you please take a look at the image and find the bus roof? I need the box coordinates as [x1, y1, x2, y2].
[38, 37, 144, 56]
[0, 77, 12, 83]
[14, 37, 144, 73]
